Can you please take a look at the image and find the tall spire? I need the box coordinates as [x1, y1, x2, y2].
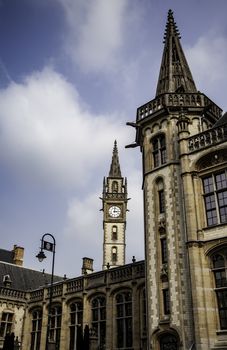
[156, 9, 197, 96]
[109, 140, 122, 177]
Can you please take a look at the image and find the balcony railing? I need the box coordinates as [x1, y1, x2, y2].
[137, 93, 222, 121]
[0, 287, 26, 300]
[188, 123, 227, 152]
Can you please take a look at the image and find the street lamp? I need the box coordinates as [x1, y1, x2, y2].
[36, 233, 56, 350]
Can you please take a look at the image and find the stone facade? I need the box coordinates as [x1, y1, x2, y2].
[127, 8, 227, 350]
[0, 261, 145, 350]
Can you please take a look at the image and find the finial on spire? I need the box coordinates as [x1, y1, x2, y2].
[156, 9, 197, 96]
[109, 140, 122, 178]
[163, 9, 181, 44]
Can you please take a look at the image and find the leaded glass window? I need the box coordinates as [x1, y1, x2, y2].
[203, 171, 227, 226]
[49, 305, 62, 350]
[69, 301, 83, 350]
[30, 309, 42, 350]
[212, 250, 227, 329]
[116, 291, 133, 349]
[91, 296, 106, 349]
[152, 135, 167, 168]
[0, 312, 13, 339]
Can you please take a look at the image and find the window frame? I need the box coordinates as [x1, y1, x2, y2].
[69, 301, 83, 350]
[202, 170, 227, 227]
[91, 296, 106, 350]
[151, 134, 167, 168]
[115, 291, 133, 349]
[49, 305, 62, 350]
[211, 250, 227, 330]
[30, 309, 42, 350]
[0, 311, 14, 339]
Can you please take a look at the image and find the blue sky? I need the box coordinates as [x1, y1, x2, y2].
[0, 0, 227, 277]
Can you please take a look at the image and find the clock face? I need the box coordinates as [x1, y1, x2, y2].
[109, 206, 121, 218]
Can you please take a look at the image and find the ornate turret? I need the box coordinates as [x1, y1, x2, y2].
[109, 140, 122, 177]
[156, 9, 197, 96]
[101, 141, 128, 269]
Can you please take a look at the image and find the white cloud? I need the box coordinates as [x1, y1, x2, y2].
[186, 32, 227, 110]
[59, 0, 129, 73]
[0, 67, 128, 190]
[0, 66, 144, 275]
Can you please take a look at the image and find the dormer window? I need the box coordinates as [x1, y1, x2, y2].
[152, 134, 167, 168]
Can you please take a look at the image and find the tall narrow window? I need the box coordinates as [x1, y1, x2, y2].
[92, 296, 106, 349]
[203, 170, 227, 226]
[152, 135, 167, 168]
[49, 305, 62, 350]
[159, 190, 165, 213]
[161, 238, 168, 264]
[212, 251, 227, 329]
[112, 226, 118, 240]
[30, 309, 42, 350]
[0, 312, 13, 339]
[163, 289, 170, 315]
[112, 247, 117, 263]
[116, 291, 133, 349]
[69, 301, 83, 350]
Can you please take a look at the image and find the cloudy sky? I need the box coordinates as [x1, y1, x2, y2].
[1, 0, 227, 277]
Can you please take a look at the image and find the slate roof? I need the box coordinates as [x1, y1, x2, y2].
[0, 262, 63, 291]
[0, 249, 14, 264]
[213, 112, 227, 127]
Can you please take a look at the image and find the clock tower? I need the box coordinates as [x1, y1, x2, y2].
[101, 141, 128, 269]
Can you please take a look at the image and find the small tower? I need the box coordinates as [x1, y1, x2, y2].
[101, 141, 128, 269]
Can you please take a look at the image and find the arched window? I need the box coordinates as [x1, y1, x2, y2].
[116, 291, 133, 349]
[112, 247, 117, 263]
[212, 251, 227, 329]
[69, 301, 83, 350]
[152, 134, 167, 168]
[30, 309, 42, 350]
[91, 296, 106, 349]
[159, 333, 178, 350]
[112, 226, 118, 240]
[49, 305, 62, 350]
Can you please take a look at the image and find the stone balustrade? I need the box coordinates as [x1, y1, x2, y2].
[0, 287, 26, 300]
[137, 93, 222, 121]
[188, 123, 227, 152]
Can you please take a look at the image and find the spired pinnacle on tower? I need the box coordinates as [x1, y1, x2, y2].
[109, 140, 122, 178]
[156, 9, 197, 96]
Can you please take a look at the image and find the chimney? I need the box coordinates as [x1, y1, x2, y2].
[13, 245, 24, 266]
[82, 257, 94, 275]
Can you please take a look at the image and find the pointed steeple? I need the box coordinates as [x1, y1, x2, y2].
[109, 140, 122, 177]
[156, 9, 197, 96]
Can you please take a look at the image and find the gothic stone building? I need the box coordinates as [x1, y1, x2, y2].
[127, 9, 227, 350]
[1, 9, 227, 350]
[0, 143, 146, 350]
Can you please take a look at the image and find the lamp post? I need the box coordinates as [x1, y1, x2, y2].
[36, 233, 56, 350]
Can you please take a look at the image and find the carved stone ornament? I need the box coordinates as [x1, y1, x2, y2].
[158, 218, 166, 234]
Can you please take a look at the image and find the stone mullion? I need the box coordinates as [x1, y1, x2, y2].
[59, 283, 68, 349]
[132, 283, 140, 350]
[104, 287, 112, 350]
